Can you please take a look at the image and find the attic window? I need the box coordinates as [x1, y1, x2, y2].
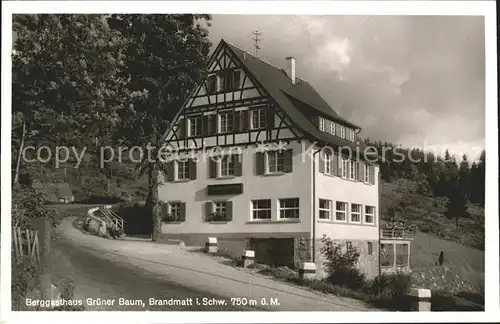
[319, 117, 325, 131]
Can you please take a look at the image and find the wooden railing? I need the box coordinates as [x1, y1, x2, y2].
[12, 227, 40, 264]
[381, 228, 414, 240]
[96, 207, 125, 232]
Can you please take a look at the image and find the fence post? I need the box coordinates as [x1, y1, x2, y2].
[38, 218, 52, 301]
[408, 288, 431, 311]
[205, 237, 218, 253]
[241, 250, 255, 268]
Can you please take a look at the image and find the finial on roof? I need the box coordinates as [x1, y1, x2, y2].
[252, 29, 262, 57]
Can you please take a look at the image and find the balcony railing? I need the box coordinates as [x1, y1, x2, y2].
[381, 228, 414, 240]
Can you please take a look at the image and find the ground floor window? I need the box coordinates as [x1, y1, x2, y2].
[365, 205, 375, 224]
[251, 199, 271, 220]
[350, 203, 362, 223]
[278, 198, 299, 219]
[319, 199, 332, 220]
[335, 201, 347, 221]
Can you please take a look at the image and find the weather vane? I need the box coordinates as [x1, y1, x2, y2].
[252, 29, 262, 56]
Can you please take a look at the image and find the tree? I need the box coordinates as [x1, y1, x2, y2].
[107, 14, 212, 241]
[444, 189, 469, 231]
[12, 14, 125, 184]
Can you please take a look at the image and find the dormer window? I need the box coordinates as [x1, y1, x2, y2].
[330, 122, 336, 135]
[319, 117, 325, 131]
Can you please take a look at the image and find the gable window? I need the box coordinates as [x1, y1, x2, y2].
[218, 69, 242, 92]
[365, 206, 375, 224]
[205, 74, 217, 94]
[319, 199, 332, 220]
[349, 160, 357, 180]
[176, 160, 190, 180]
[188, 116, 202, 137]
[251, 199, 271, 220]
[364, 164, 370, 183]
[251, 108, 266, 129]
[350, 203, 362, 223]
[324, 152, 333, 175]
[219, 112, 234, 133]
[340, 125, 346, 139]
[335, 201, 347, 222]
[279, 198, 299, 219]
[319, 117, 325, 131]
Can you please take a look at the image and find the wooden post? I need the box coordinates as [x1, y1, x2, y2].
[38, 218, 52, 301]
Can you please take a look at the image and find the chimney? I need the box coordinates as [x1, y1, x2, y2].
[286, 56, 296, 84]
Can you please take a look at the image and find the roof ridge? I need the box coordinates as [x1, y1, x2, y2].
[224, 40, 289, 77]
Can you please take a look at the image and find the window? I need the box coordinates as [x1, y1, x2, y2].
[367, 242, 373, 255]
[218, 69, 242, 92]
[319, 117, 325, 131]
[176, 160, 189, 180]
[279, 198, 299, 219]
[335, 201, 347, 221]
[214, 201, 227, 215]
[340, 157, 348, 178]
[205, 74, 217, 94]
[330, 122, 336, 135]
[251, 199, 271, 220]
[251, 108, 266, 129]
[340, 125, 345, 139]
[348, 129, 355, 142]
[267, 151, 285, 173]
[169, 202, 181, 219]
[220, 155, 235, 177]
[349, 160, 357, 180]
[319, 199, 331, 220]
[350, 203, 361, 223]
[364, 164, 370, 183]
[219, 112, 234, 133]
[365, 206, 375, 224]
[324, 152, 332, 175]
[188, 116, 202, 137]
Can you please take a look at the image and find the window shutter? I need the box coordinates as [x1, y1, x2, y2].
[209, 158, 217, 178]
[202, 115, 210, 136]
[205, 202, 213, 221]
[179, 203, 186, 222]
[161, 202, 168, 218]
[226, 201, 233, 222]
[233, 70, 241, 89]
[176, 119, 186, 139]
[318, 152, 325, 174]
[266, 109, 275, 128]
[166, 161, 175, 181]
[209, 114, 217, 135]
[189, 159, 197, 180]
[370, 165, 375, 184]
[234, 111, 241, 132]
[234, 154, 243, 176]
[358, 160, 365, 182]
[256, 152, 265, 175]
[337, 155, 342, 176]
[332, 153, 338, 176]
[241, 110, 249, 131]
[283, 149, 293, 173]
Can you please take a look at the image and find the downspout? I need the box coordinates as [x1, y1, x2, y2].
[311, 147, 322, 263]
[378, 170, 382, 277]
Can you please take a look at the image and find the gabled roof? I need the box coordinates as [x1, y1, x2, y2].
[223, 40, 375, 159]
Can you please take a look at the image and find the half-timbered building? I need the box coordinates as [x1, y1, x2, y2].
[159, 39, 381, 278]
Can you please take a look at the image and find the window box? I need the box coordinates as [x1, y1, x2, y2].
[207, 212, 230, 222]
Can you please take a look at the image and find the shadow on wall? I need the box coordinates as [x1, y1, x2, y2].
[112, 201, 152, 235]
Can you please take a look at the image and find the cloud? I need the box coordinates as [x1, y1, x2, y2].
[208, 15, 485, 159]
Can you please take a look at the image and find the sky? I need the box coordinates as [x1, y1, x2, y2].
[207, 15, 485, 161]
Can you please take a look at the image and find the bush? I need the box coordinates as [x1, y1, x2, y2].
[369, 272, 411, 299]
[320, 235, 366, 290]
[12, 258, 38, 310]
